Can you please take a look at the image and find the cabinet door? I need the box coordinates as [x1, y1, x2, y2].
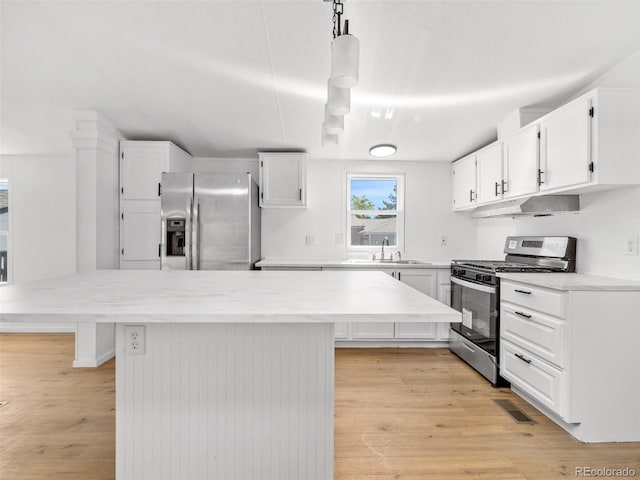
[540, 96, 593, 191]
[334, 323, 349, 339]
[452, 154, 477, 210]
[436, 282, 452, 340]
[120, 143, 168, 200]
[259, 153, 307, 207]
[121, 203, 161, 262]
[476, 142, 503, 205]
[394, 269, 438, 339]
[503, 124, 540, 199]
[351, 322, 395, 339]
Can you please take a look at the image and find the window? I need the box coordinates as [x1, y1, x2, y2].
[0, 181, 7, 283]
[346, 174, 404, 250]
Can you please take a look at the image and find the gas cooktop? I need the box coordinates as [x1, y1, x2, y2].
[452, 260, 563, 273]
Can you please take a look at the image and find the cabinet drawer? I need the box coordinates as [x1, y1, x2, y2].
[501, 281, 566, 318]
[501, 340, 568, 419]
[501, 304, 565, 368]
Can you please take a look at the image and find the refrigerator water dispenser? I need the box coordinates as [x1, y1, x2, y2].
[166, 218, 186, 256]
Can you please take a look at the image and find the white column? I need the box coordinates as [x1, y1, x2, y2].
[70, 111, 121, 367]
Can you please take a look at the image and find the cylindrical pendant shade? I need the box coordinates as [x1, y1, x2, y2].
[327, 79, 350, 116]
[325, 105, 344, 135]
[321, 123, 339, 146]
[331, 34, 359, 88]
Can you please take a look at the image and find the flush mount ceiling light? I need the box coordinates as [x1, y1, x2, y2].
[322, 0, 359, 147]
[369, 144, 397, 158]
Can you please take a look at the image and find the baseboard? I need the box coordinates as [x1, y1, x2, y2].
[335, 341, 449, 348]
[73, 348, 115, 368]
[0, 323, 75, 333]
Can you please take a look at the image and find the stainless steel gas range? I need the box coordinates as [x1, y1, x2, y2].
[449, 236, 576, 387]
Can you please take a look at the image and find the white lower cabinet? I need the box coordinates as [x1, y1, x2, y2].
[500, 279, 640, 442]
[264, 265, 452, 342]
[352, 322, 395, 339]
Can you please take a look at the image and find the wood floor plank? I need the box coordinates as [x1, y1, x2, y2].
[1, 335, 638, 479]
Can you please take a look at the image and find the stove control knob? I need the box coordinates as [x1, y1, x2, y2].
[475, 273, 482, 281]
[483, 275, 492, 282]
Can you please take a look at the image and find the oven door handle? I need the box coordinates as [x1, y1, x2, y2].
[451, 277, 497, 294]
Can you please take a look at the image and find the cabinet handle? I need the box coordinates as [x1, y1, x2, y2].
[397, 271, 401, 281]
[502, 180, 507, 193]
[537, 169, 544, 185]
[495, 182, 500, 197]
[515, 311, 532, 319]
[514, 289, 531, 295]
[515, 353, 532, 364]
[158, 183, 162, 196]
[469, 189, 475, 202]
[299, 188, 302, 201]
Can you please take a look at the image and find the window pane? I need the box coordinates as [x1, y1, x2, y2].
[350, 179, 397, 211]
[349, 214, 397, 246]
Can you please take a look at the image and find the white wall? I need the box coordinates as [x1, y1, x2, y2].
[194, 157, 477, 261]
[0, 155, 76, 283]
[0, 154, 77, 332]
[476, 186, 640, 280]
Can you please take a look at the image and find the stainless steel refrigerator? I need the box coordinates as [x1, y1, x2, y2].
[160, 172, 261, 270]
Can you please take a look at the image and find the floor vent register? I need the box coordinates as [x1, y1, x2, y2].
[493, 399, 535, 424]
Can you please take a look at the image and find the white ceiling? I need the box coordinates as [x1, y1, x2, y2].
[1, 1, 640, 161]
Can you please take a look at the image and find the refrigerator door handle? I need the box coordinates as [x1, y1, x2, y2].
[192, 202, 200, 270]
[186, 199, 193, 270]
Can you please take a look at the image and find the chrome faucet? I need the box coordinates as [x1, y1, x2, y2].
[381, 237, 389, 261]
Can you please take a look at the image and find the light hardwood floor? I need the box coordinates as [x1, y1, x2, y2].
[1, 333, 638, 479]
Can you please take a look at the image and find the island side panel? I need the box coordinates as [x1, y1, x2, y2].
[116, 322, 334, 480]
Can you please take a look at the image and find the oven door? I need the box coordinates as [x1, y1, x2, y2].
[450, 277, 498, 355]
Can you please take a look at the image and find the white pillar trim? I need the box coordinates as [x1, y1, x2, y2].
[70, 110, 121, 367]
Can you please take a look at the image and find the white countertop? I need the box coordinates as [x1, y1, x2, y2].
[0, 270, 461, 324]
[497, 272, 640, 291]
[256, 258, 452, 269]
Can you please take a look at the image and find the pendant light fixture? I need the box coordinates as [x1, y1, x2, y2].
[327, 79, 350, 115]
[325, 105, 344, 134]
[322, 123, 339, 146]
[321, 0, 359, 147]
[330, 19, 359, 88]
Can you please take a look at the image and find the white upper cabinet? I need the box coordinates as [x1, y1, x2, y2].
[539, 88, 640, 193]
[259, 152, 307, 207]
[539, 95, 592, 192]
[120, 141, 192, 201]
[502, 123, 540, 199]
[476, 142, 504, 205]
[452, 153, 477, 211]
[451, 88, 640, 212]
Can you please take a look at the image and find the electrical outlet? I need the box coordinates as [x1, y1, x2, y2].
[440, 235, 448, 247]
[125, 325, 146, 355]
[624, 236, 638, 256]
[305, 234, 316, 246]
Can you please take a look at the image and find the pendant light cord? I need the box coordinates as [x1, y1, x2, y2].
[332, 0, 343, 39]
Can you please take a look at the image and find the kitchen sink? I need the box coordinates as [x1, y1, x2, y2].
[342, 259, 431, 265]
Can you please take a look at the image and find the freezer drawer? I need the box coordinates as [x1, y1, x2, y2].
[449, 328, 498, 385]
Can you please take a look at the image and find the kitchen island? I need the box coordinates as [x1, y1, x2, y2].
[0, 269, 460, 480]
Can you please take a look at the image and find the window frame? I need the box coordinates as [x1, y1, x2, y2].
[345, 173, 405, 252]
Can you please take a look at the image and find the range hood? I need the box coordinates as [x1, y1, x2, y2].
[469, 195, 580, 219]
